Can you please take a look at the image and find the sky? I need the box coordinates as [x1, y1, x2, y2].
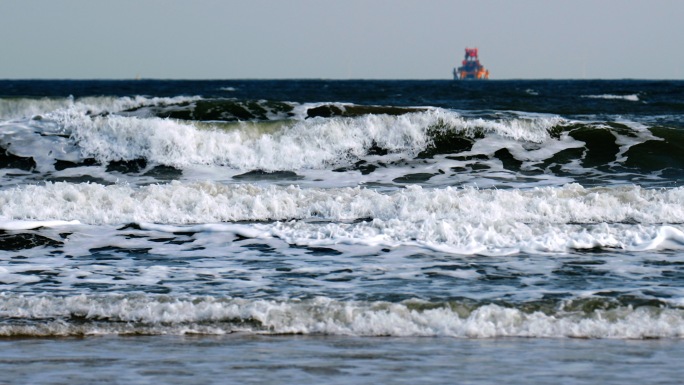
[1, 0, 682, 80]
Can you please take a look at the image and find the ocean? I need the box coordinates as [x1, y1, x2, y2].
[0, 79, 683, 384]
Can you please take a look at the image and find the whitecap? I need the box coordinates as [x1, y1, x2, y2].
[582, 94, 640, 102]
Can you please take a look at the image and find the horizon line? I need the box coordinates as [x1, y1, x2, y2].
[1, 77, 682, 81]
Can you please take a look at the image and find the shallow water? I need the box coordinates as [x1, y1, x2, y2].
[1, 335, 682, 385]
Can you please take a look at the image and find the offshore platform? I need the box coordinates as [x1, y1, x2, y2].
[453, 48, 489, 80]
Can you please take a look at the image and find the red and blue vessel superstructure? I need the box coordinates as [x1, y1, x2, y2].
[453, 48, 489, 80]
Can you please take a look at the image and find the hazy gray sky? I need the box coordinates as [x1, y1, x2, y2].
[1, 0, 682, 79]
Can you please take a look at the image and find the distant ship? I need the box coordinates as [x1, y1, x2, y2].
[453, 48, 489, 80]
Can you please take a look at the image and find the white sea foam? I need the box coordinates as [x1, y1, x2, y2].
[0, 95, 201, 120]
[582, 94, 640, 102]
[0, 294, 682, 338]
[0, 96, 204, 172]
[0, 97, 74, 120]
[606, 120, 663, 164]
[54, 108, 565, 169]
[0, 219, 80, 230]
[3, 182, 684, 225]
[136, 221, 684, 255]
[267, 221, 684, 254]
[64, 110, 428, 168]
[3, 182, 684, 254]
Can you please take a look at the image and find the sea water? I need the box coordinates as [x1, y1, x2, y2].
[1, 79, 684, 384]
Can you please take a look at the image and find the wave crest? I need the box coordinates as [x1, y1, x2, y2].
[1, 294, 682, 338]
[59, 108, 564, 169]
[0, 95, 202, 120]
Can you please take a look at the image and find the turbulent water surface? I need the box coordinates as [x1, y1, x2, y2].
[1, 79, 684, 383]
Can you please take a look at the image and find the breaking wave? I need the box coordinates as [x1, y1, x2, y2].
[3, 95, 683, 188]
[3, 183, 684, 254]
[2, 102, 572, 173]
[1, 294, 682, 339]
[61, 109, 562, 169]
[0, 95, 202, 120]
[3, 182, 684, 225]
